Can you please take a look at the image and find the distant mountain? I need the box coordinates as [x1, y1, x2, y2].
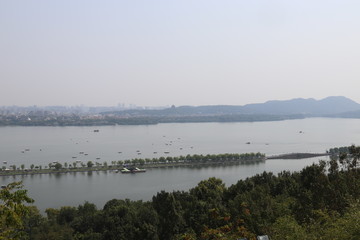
[105, 96, 360, 117]
[241, 96, 360, 115]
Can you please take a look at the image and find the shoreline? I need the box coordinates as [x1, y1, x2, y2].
[0, 159, 265, 177]
[0, 152, 330, 177]
[266, 153, 329, 160]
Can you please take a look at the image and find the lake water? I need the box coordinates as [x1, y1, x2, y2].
[1, 118, 360, 211]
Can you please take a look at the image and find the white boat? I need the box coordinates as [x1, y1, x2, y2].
[120, 167, 146, 173]
[120, 168, 131, 173]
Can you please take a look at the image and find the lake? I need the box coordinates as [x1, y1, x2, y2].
[1, 118, 360, 211]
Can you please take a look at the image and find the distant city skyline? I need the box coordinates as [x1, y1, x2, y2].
[1, 1, 360, 107]
[1, 95, 358, 109]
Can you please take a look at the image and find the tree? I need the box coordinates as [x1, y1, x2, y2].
[0, 182, 34, 239]
[138, 159, 145, 166]
[30, 164, 34, 170]
[270, 215, 307, 240]
[152, 191, 185, 239]
[54, 163, 62, 170]
[87, 161, 94, 168]
[20, 164, 25, 170]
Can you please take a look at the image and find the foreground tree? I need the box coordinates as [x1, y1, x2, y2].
[0, 182, 34, 239]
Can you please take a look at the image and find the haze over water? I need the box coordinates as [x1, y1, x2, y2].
[1, 118, 360, 211]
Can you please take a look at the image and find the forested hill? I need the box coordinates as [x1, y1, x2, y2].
[104, 96, 360, 117]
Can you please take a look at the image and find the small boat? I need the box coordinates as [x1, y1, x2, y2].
[120, 168, 131, 173]
[118, 152, 122, 154]
[164, 151, 170, 154]
[84, 153, 88, 156]
[153, 152, 157, 154]
[25, 149, 30, 151]
[246, 142, 251, 144]
[94, 130, 99, 132]
[120, 167, 146, 173]
[96, 157, 101, 160]
[3, 161, 7, 164]
[79, 152, 84, 154]
[133, 167, 146, 173]
[72, 156, 77, 159]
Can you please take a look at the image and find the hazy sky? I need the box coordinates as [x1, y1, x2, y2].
[1, 1, 360, 107]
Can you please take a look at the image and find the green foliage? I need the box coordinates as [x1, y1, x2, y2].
[269, 215, 307, 240]
[54, 163, 62, 170]
[0, 182, 34, 239]
[8, 146, 360, 240]
[153, 191, 185, 239]
[87, 161, 94, 168]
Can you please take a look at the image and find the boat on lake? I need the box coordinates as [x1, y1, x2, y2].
[120, 167, 146, 174]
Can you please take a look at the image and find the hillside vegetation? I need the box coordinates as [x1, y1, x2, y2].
[2, 145, 360, 239]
